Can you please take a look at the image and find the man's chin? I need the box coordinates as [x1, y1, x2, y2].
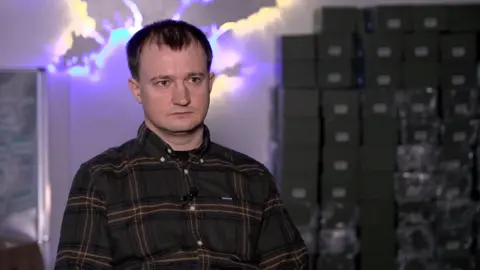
[165, 123, 202, 134]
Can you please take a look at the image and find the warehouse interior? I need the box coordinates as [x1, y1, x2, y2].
[279, 3, 480, 270]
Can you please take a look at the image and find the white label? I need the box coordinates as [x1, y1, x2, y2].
[452, 75, 465, 86]
[327, 73, 342, 83]
[333, 104, 349, 115]
[387, 18, 401, 29]
[328, 46, 342, 56]
[414, 46, 429, 57]
[377, 47, 392, 58]
[377, 75, 391, 86]
[335, 132, 350, 142]
[333, 161, 348, 171]
[332, 187, 346, 198]
[373, 103, 388, 113]
[424, 17, 438, 28]
[291, 188, 307, 198]
[452, 47, 466, 58]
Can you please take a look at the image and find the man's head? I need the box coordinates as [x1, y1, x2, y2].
[126, 20, 214, 135]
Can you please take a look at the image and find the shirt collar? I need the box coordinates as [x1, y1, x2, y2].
[137, 122, 210, 161]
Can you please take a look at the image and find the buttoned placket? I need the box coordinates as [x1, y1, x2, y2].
[161, 150, 207, 262]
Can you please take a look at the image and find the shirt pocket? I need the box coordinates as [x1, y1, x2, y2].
[195, 197, 264, 261]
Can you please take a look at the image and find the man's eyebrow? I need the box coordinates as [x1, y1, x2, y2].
[188, 72, 206, 77]
[149, 75, 171, 82]
[149, 72, 206, 82]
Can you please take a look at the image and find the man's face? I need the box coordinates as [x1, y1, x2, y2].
[129, 41, 214, 134]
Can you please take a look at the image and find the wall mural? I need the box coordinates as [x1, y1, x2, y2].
[47, 0, 295, 99]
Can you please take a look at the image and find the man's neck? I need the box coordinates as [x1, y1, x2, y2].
[145, 121, 204, 151]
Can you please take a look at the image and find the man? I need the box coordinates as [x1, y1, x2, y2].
[55, 19, 308, 269]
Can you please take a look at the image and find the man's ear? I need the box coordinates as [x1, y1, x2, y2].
[208, 72, 215, 93]
[128, 78, 142, 104]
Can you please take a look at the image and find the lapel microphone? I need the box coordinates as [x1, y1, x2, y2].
[182, 186, 199, 203]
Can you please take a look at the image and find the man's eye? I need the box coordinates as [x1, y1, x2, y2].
[155, 80, 169, 87]
[190, 77, 202, 83]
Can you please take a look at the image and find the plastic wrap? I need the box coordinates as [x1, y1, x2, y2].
[316, 254, 355, 270]
[396, 116, 475, 268]
[434, 172, 472, 201]
[395, 171, 472, 203]
[437, 146, 473, 172]
[441, 88, 478, 119]
[394, 172, 436, 203]
[396, 258, 437, 270]
[400, 118, 440, 144]
[398, 202, 434, 227]
[438, 255, 474, 270]
[397, 145, 473, 173]
[434, 226, 472, 257]
[397, 226, 435, 260]
[434, 199, 475, 229]
[321, 199, 358, 229]
[398, 88, 438, 119]
[441, 119, 479, 146]
[318, 228, 359, 256]
[397, 145, 438, 172]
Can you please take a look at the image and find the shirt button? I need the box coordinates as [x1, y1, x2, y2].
[160, 157, 165, 162]
[189, 205, 195, 211]
[200, 158, 204, 163]
[167, 149, 172, 154]
[197, 240, 203, 246]
[183, 169, 189, 175]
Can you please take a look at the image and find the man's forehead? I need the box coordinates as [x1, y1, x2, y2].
[142, 40, 205, 55]
[138, 46, 207, 78]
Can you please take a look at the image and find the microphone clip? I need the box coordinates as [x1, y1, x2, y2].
[182, 187, 199, 205]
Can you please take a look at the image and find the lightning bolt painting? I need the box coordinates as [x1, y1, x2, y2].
[50, 0, 296, 98]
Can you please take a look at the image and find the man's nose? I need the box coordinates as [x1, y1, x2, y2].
[172, 82, 191, 106]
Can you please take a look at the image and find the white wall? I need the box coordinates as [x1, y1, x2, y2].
[0, 0, 478, 267]
[44, 74, 71, 268]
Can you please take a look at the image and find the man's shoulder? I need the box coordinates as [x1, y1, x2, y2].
[71, 139, 143, 191]
[80, 138, 143, 172]
[209, 142, 271, 177]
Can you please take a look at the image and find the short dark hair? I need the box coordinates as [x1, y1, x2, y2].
[126, 19, 213, 79]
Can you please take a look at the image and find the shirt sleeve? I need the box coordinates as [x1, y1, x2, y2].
[54, 165, 113, 270]
[256, 174, 309, 270]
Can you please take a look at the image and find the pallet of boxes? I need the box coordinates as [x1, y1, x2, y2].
[280, 3, 480, 270]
